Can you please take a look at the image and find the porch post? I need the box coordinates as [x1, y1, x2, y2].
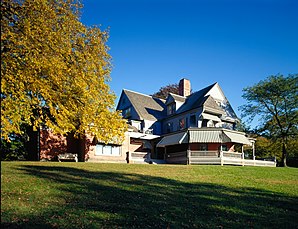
[241, 145, 244, 166]
[252, 142, 255, 160]
[187, 149, 190, 165]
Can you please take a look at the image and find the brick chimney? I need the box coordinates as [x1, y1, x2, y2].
[179, 78, 191, 97]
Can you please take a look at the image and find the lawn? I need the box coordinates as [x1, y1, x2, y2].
[1, 162, 297, 228]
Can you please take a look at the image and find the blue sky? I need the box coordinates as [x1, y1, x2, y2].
[80, 0, 298, 119]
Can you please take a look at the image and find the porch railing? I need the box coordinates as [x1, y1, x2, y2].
[188, 150, 275, 167]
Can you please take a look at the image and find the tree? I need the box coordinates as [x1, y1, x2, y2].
[152, 83, 180, 99]
[240, 74, 298, 166]
[1, 0, 127, 150]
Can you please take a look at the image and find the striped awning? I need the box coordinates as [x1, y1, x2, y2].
[157, 132, 188, 147]
[189, 130, 229, 143]
[189, 129, 251, 145]
[223, 130, 252, 145]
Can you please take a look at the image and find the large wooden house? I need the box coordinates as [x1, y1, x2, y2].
[115, 78, 275, 166]
[39, 78, 275, 166]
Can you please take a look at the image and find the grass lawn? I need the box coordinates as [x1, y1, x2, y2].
[1, 162, 298, 228]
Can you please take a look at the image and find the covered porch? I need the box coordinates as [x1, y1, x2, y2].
[156, 128, 276, 167]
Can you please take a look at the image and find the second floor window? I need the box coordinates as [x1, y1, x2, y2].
[179, 118, 185, 129]
[166, 122, 173, 133]
[190, 115, 196, 127]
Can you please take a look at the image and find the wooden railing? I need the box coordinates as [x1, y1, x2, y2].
[130, 152, 148, 159]
[166, 151, 187, 164]
[190, 151, 218, 157]
[188, 150, 276, 167]
[222, 151, 242, 159]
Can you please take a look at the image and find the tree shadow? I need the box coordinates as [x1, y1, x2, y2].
[2, 165, 297, 228]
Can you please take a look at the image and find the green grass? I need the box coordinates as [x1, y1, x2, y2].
[1, 162, 297, 228]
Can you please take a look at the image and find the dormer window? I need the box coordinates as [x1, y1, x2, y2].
[167, 103, 176, 115]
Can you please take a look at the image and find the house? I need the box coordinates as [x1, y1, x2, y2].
[39, 78, 275, 166]
[115, 78, 276, 166]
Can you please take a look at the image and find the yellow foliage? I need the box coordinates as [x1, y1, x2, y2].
[1, 0, 127, 143]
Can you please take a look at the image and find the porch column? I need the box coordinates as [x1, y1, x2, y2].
[241, 145, 244, 166]
[252, 142, 255, 160]
[187, 149, 190, 165]
[220, 146, 223, 166]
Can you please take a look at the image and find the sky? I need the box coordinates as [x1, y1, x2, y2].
[80, 0, 298, 119]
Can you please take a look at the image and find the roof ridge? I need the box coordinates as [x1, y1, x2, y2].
[169, 93, 185, 98]
[191, 82, 217, 96]
[123, 89, 153, 98]
[124, 89, 166, 102]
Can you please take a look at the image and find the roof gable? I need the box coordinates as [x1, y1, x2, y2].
[176, 83, 216, 114]
[120, 89, 166, 121]
[165, 93, 186, 105]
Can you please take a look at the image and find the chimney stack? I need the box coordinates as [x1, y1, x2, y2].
[179, 78, 191, 97]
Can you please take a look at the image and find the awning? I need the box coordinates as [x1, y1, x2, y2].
[189, 130, 229, 143]
[223, 130, 252, 145]
[157, 132, 188, 147]
[201, 113, 221, 122]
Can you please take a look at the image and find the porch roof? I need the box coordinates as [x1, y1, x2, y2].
[157, 132, 188, 147]
[189, 129, 229, 143]
[223, 130, 252, 145]
[189, 128, 252, 145]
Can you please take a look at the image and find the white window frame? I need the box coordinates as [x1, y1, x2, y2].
[95, 144, 121, 156]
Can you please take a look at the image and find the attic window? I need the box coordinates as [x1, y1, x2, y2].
[123, 107, 131, 118]
[167, 103, 176, 115]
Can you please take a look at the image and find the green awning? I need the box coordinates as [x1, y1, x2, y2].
[189, 129, 229, 143]
[157, 132, 188, 147]
[223, 130, 252, 145]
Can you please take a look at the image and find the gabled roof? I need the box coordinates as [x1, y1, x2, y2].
[176, 83, 217, 114]
[202, 95, 225, 114]
[122, 89, 166, 121]
[169, 93, 186, 103]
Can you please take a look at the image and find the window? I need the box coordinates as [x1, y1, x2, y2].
[122, 107, 131, 118]
[166, 122, 173, 133]
[202, 119, 208, 127]
[179, 118, 185, 129]
[95, 144, 121, 156]
[190, 115, 196, 127]
[167, 103, 176, 115]
[167, 104, 172, 115]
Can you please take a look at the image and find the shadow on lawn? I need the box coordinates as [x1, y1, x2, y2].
[2, 165, 297, 229]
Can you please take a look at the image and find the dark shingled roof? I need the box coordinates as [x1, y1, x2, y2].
[123, 90, 166, 121]
[176, 83, 217, 114]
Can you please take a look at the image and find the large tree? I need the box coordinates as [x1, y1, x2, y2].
[1, 0, 126, 146]
[152, 83, 179, 99]
[240, 74, 298, 166]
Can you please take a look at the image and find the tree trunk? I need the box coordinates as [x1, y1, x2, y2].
[280, 141, 287, 167]
[78, 134, 86, 162]
[24, 126, 40, 161]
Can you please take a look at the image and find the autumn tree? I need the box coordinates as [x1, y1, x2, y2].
[240, 74, 298, 166]
[152, 83, 180, 99]
[1, 0, 127, 152]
